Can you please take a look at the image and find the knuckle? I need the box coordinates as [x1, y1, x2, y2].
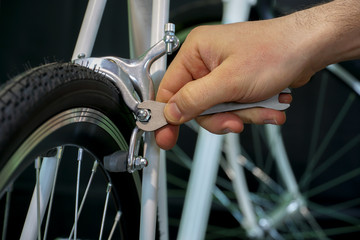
[186, 25, 210, 42]
[178, 84, 199, 111]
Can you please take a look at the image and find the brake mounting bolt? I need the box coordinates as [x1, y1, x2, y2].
[136, 109, 151, 122]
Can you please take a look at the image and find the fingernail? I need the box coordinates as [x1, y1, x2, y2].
[264, 119, 278, 125]
[222, 128, 233, 134]
[164, 102, 182, 123]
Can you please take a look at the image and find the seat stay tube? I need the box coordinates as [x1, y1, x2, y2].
[72, 0, 107, 60]
[127, 0, 170, 239]
[146, 2, 170, 240]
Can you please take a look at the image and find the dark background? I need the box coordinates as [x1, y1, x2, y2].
[1, 0, 360, 239]
[0, 0, 322, 83]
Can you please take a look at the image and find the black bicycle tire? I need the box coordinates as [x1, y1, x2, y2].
[0, 62, 140, 239]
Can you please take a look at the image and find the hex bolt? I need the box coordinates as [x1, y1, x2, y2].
[134, 156, 148, 170]
[77, 53, 86, 59]
[136, 109, 151, 122]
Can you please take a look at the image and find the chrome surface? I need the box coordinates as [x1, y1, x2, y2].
[136, 100, 167, 132]
[127, 127, 147, 173]
[134, 156, 149, 170]
[73, 58, 140, 112]
[136, 109, 151, 122]
[74, 25, 180, 112]
[105, 39, 168, 104]
[164, 23, 179, 54]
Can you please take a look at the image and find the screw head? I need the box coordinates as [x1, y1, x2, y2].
[134, 156, 148, 170]
[136, 109, 151, 122]
[77, 53, 86, 59]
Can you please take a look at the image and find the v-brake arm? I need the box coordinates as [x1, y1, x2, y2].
[73, 23, 180, 173]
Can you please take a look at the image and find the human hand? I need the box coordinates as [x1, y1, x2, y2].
[155, 18, 314, 150]
[155, 0, 360, 150]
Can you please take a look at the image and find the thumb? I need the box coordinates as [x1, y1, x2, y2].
[164, 63, 236, 125]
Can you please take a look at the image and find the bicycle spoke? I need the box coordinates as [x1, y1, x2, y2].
[213, 187, 243, 223]
[307, 77, 328, 164]
[252, 126, 280, 194]
[258, 154, 276, 194]
[268, 228, 285, 240]
[99, 183, 112, 240]
[306, 134, 360, 183]
[108, 211, 122, 240]
[237, 156, 283, 194]
[305, 167, 360, 198]
[74, 148, 83, 240]
[205, 225, 247, 239]
[69, 160, 99, 239]
[324, 225, 360, 237]
[167, 173, 188, 189]
[43, 147, 63, 240]
[299, 206, 328, 239]
[300, 93, 356, 188]
[2, 185, 13, 240]
[309, 201, 360, 226]
[284, 218, 303, 240]
[168, 145, 193, 169]
[20, 154, 60, 240]
[35, 157, 42, 240]
[251, 125, 264, 167]
[330, 197, 360, 212]
[281, 212, 328, 240]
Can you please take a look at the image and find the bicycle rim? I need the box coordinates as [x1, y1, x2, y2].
[0, 63, 141, 239]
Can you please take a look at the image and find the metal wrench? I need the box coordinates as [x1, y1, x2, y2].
[136, 88, 291, 132]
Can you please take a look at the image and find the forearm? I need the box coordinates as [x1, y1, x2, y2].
[292, 0, 360, 71]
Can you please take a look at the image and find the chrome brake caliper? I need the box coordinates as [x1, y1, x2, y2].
[73, 23, 179, 173]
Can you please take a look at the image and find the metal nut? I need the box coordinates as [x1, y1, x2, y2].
[134, 156, 148, 170]
[77, 53, 86, 59]
[136, 109, 151, 122]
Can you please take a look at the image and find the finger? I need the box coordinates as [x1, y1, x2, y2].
[196, 108, 286, 134]
[156, 34, 211, 103]
[155, 125, 180, 150]
[235, 108, 287, 125]
[163, 59, 248, 125]
[196, 112, 244, 134]
[279, 93, 292, 104]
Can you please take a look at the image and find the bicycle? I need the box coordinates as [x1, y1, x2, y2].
[1, 0, 360, 239]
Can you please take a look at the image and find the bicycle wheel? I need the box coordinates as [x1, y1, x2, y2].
[168, 67, 360, 240]
[0, 62, 140, 239]
[234, 66, 360, 239]
[166, 0, 360, 238]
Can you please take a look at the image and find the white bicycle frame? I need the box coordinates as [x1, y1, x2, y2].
[3, 0, 360, 239]
[65, 0, 360, 240]
[72, 1, 170, 239]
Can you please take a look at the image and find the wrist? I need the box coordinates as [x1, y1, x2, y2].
[291, 0, 360, 72]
